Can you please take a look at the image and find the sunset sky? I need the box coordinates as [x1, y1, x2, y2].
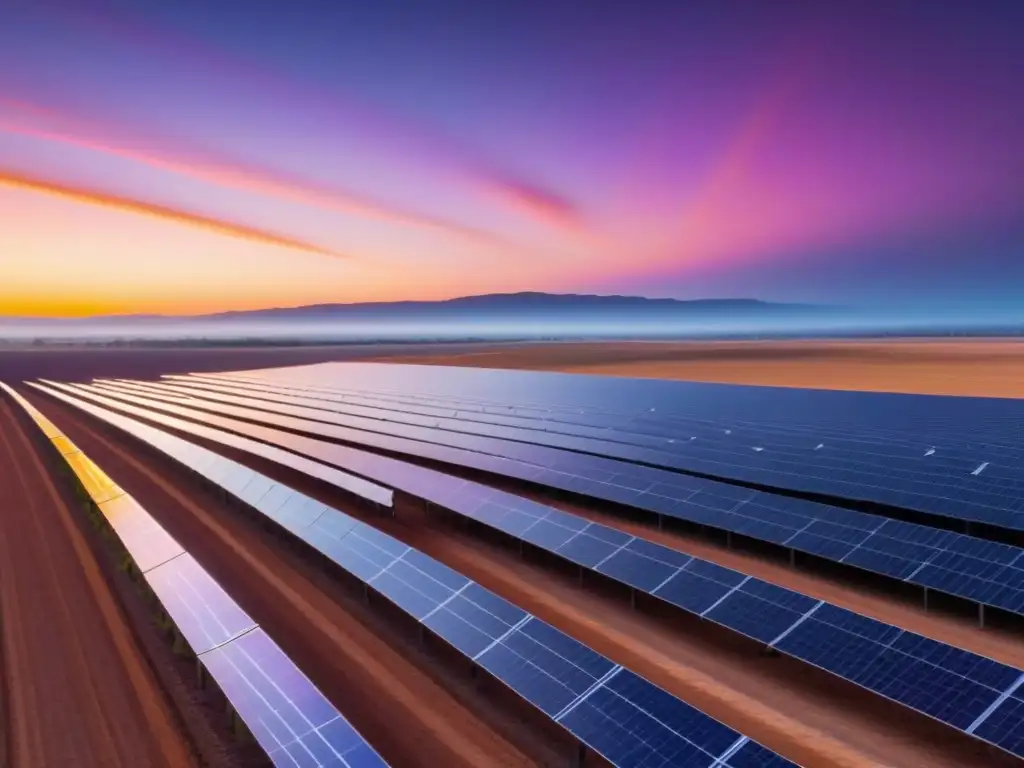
[1, 1, 1022, 317]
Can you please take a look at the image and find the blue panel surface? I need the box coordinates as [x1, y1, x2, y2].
[555, 532, 623, 567]
[201, 628, 387, 768]
[40, 379, 1024, 764]
[86, 377, 1024, 618]
[40, 383, 794, 768]
[184, 363, 1024, 536]
[725, 740, 803, 768]
[973, 690, 1024, 759]
[476, 625, 604, 716]
[596, 548, 678, 591]
[8, 383, 387, 768]
[775, 608, 1021, 738]
[145, 554, 256, 654]
[703, 584, 813, 645]
[653, 569, 735, 615]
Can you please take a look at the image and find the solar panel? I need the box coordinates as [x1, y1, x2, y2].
[88, 379, 1024, 618]
[144, 553, 257, 652]
[202, 362, 1024, 446]
[37, 381, 1024, 760]
[33, 382, 796, 768]
[62, 447, 126, 504]
[188, 369, 1024, 513]
[203, 627, 388, 768]
[775, 605, 1022, 732]
[972, 680, 1024, 758]
[3, 382, 388, 768]
[189, 365, 1024, 532]
[210, 375, 1024, 532]
[63, 383, 393, 509]
[170, 374, 698, 452]
[99, 495, 188, 572]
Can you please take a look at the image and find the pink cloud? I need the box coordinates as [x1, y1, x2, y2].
[46, 3, 584, 235]
[0, 97, 513, 246]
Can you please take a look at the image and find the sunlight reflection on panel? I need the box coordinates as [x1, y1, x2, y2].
[64, 449, 125, 505]
[98, 494, 186, 573]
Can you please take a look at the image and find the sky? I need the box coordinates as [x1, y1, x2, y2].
[1, 0, 1022, 318]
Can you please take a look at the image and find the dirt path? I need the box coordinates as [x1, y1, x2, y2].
[0, 399, 196, 768]
[36, 395, 542, 768]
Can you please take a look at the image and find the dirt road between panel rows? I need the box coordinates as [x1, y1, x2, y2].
[32, 393, 542, 768]
[0, 399, 196, 768]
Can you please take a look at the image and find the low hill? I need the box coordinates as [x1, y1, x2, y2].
[201, 292, 831, 322]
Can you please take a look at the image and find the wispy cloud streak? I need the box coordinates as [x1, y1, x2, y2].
[0, 167, 346, 257]
[473, 173, 582, 231]
[0, 98, 510, 246]
[641, 40, 822, 274]
[45, 3, 584, 234]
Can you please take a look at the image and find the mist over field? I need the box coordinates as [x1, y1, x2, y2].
[2, 304, 1022, 344]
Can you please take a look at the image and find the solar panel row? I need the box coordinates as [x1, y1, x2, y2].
[225, 373, 1024, 531]
[185, 372, 1023, 464]
[35, 382, 795, 768]
[221, 361, 1024, 444]
[168, 373, 1024, 529]
[43, 380, 1024, 760]
[94, 378, 1024, 618]
[190, 370, 1024, 462]
[1, 383, 386, 768]
[193, 375, 1024, 518]
[207, 366, 1024, 532]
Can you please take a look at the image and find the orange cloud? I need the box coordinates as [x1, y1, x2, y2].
[0, 167, 347, 258]
[0, 98, 510, 247]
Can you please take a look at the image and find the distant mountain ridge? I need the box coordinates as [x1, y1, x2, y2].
[209, 292, 827, 319]
[1, 292, 831, 325]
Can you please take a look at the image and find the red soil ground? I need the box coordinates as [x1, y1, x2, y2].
[0, 400, 197, 768]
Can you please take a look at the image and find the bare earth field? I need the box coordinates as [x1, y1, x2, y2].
[379, 339, 1024, 399]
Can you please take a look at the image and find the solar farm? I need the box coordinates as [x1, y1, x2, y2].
[2, 360, 1024, 768]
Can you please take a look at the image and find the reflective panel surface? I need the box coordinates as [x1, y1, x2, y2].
[36, 382, 793, 768]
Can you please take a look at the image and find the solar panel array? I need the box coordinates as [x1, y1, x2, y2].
[1, 383, 386, 768]
[91, 378, 1024, 618]
[33, 382, 796, 768]
[41, 380, 1024, 760]
[219, 362, 1024, 453]
[195, 364, 1024, 532]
